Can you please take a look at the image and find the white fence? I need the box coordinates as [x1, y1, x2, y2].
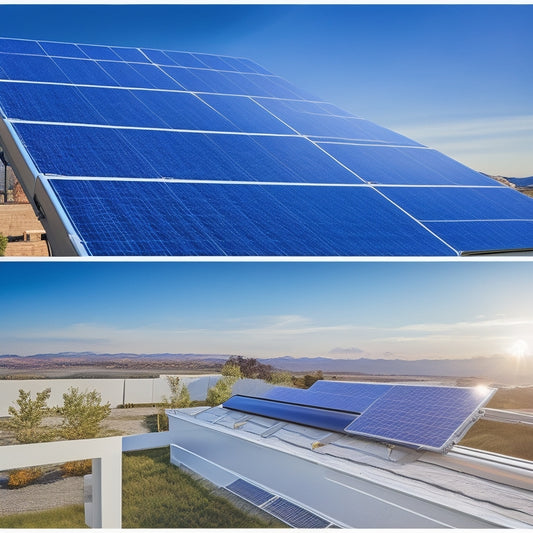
[0, 431, 173, 528]
[0, 375, 221, 416]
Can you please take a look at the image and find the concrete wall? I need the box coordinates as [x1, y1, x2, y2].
[0, 375, 220, 416]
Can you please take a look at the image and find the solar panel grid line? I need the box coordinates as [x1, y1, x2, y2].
[370, 187, 460, 255]
[422, 218, 533, 222]
[310, 140, 430, 148]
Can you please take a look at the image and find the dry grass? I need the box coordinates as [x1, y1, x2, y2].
[461, 419, 533, 461]
[487, 386, 533, 410]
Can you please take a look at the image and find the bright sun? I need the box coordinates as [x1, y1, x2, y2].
[509, 339, 529, 359]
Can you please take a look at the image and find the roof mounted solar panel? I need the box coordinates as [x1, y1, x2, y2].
[1, 36, 533, 256]
[344, 385, 496, 452]
[222, 395, 357, 433]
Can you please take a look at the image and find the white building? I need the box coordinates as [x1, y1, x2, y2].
[167, 381, 533, 528]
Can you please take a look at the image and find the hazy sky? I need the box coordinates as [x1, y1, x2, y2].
[0, 4, 531, 177]
[2, 261, 532, 361]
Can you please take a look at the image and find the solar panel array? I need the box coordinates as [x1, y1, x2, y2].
[1, 37, 532, 256]
[224, 382, 495, 452]
[225, 478, 333, 528]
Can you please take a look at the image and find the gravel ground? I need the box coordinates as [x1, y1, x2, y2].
[0, 477, 84, 517]
[0, 407, 158, 517]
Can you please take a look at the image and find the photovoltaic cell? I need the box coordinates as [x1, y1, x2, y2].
[264, 498, 331, 528]
[1, 36, 533, 256]
[165, 50, 207, 69]
[77, 44, 121, 61]
[378, 186, 533, 221]
[0, 54, 69, 83]
[424, 220, 533, 254]
[318, 144, 493, 186]
[344, 385, 494, 451]
[226, 479, 274, 506]
[110, 46, 148, 63]
[0, 38, 43, 55]
[264, 386, 381, 413]
[47, 179, 457, 256]
[53, 57, 119, 86]
[39, 41, 87, 59]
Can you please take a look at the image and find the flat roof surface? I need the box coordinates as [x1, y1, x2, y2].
[169, 405, 533, 527]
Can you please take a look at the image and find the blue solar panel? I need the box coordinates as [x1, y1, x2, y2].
[0, 38, 44, 55]
[96, 61, 159, 89]
[318, 144, 493, 186]
[16, 124, 362, 183]
[53, 57, 119, 86]
[425, 220, 533, 254]
[165, 50, 207, 69]
[257, 98, 420, 144]
[0, 54, 69, 83]
[309, 380, 392, 396]
[264, 385, 386, 413]
[379, 186, 533, 221]
[198, 94, 293, 134]
[344, 385, 495, 452]
[46, 179, 456, 256]
[226, 479, 274, 506]
[110, 46, 148, 63]
[226, 395, 358, 432]
[1, 36, 533, 256]
[77, 44, 121, 61]
[264, 498, 330, 528]
[39, 40, 87, 59]
[128, 63, 182, 90]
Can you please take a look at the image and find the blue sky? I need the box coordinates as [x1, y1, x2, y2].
[0, 4, 531, 177]
[2, 261, 532, 361]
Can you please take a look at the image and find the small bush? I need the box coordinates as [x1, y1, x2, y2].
[61, 459, 92, 477]
[0, 233, 7, 256]
[7, 467, 43, 489]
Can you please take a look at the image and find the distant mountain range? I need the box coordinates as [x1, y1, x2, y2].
[1, 352, 531, 385]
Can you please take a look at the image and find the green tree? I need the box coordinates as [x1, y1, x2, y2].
[267, 371, 294, 386]
[0, 233, 7, 256]
[8, 388, 53, 443]
[221, 363, 242, 381]
[206, 377, 234, 407]
[59, 387, 111, 440]
[158, 376, 191, 431]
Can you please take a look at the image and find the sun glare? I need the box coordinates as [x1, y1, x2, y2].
[508, 339, 529, 359]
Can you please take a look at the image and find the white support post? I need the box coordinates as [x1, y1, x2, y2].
[0, 437, 123, 528]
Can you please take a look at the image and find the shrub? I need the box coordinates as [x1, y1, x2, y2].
[8, 388, 53, 444]
[59, 387, 111, 440]
[7, 467, 43, 489]
[61, 459, 92, 477]
[0, 233, 7, 256]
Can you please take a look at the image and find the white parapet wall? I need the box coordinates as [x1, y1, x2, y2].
[0, 374, 220, 416]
